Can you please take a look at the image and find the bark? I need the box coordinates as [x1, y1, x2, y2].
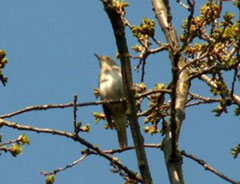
[102, 1, 153, 184]
[151, 0, 190, 183]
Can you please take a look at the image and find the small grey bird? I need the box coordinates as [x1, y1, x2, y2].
[95, 54, 128, 149]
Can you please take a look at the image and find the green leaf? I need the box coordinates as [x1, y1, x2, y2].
[45, 174, 55, 184]
[18, 134, 30, 145]
[231, 144, 240, 159]
[10, 144, 22, 157]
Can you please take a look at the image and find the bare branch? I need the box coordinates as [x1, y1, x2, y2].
[176, 0, 191, 11]
[0, 118, 142, 182]
[0, 137, 20, 147]
[104, 143, 162, 155]
[0, 146, 11, 153]
[136, 89, 171, 99]
[186, 99, 220, 107]
[1, 88, 170, 120]
[151, 1, 189, 184]
[0, 103, 73, 119]
[188, 93, 220, 102]
[200, 74, 240, 105]
[230, 69, 238, 98]
[186, 93, 221, 107]
[41, 153, 89, 176]
[0, 99, 125, 119]
[182, 151, 239, 184]
[73, 94, 78, 132]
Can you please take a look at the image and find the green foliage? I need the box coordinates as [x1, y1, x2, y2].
[45, 174, 55, 184]
[210, 79, 228, 96]
[75, 122, 91, 132]
[144, 83, 166, 124]
[132, 18, 155, 40]
[181, 1, 239, 74]
[93, 112, 105, 123]
[18, 134, 30, 145]
[184, 42, 208, 58]
[212, 105, 224, 117]
[134, 82, 147, 96]
[144, 126, 159, 135]
[132, 44, 142, 53]
[212, 98, 231, 117]
[220, 13, 240, 41]
[0, 49, 8, 86]
[143, 83, 167, 135]
[234, 0, 240, 8]
[0, 133, 30, 157]
[104, 0, 129, 15]
[9, 135, 30, 157]
[200, 2, 219, 23]
[93, 112, 110, 130]
[222, 12, 235, 25]
[112, 0, 129, 8]
[76, 121, 82, 129]
[81, 123, 91, 132]
[10, 144, 22, 157]
[0, 0, 239, 182]
[231, 144, 240, 159]
[180, 1, 240, 132]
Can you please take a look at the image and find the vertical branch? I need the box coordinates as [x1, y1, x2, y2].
[73, 94, 78, 133]
[101, 1, 153, 184]
[151, 0, 191, 184]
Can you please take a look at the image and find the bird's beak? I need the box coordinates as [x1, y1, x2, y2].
[94, 53, 100, 60]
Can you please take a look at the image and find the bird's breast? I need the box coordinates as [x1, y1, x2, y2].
[99, 71, 124, 100]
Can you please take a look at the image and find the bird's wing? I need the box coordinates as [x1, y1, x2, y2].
[102, 104, 114, 129]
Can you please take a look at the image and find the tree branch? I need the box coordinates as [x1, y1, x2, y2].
[182, 151, 239, 184]
[199, 74, 240, 105]
[101, 1, 153, 184]
[73, 94, 78, 132]
[0, 99, 125, 119]
[1, 88, 170, 120]
[41, 153, 89, 176]
[151, 1, 190, 183]
[0, 118, 142, 182]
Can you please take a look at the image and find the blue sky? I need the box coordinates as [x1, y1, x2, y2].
[0, 1, 239, 184]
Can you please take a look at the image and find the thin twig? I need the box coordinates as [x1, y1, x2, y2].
[1, 88, 170, 120]
[136, 89, 171, 99]
[186, 92, 221, 107]
[0, 137, 20, 147]
[41, 143, 162, 178]
[41, 153, 90, 176]
[0, 103, 73, 119]
[179, 52, 208, 73]
[1, 88, 170, 119]
[73, 94, 78, 132]
[182, 151, 239, 184]
[0, 146, 11, 153]
[176, 0, 191, 10]
[188, 92, 221, 102]
[141, 58, 147, 82]
[231, 68, 238, 98]
[104, 143, 162, 154]
[0, 99, 125, 119]
[186, 99, 220, 107]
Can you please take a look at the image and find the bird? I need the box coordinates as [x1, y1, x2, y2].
[95, 54, 128, 149]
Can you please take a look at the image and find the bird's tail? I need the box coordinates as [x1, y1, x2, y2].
[115, 113, 128, 149]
